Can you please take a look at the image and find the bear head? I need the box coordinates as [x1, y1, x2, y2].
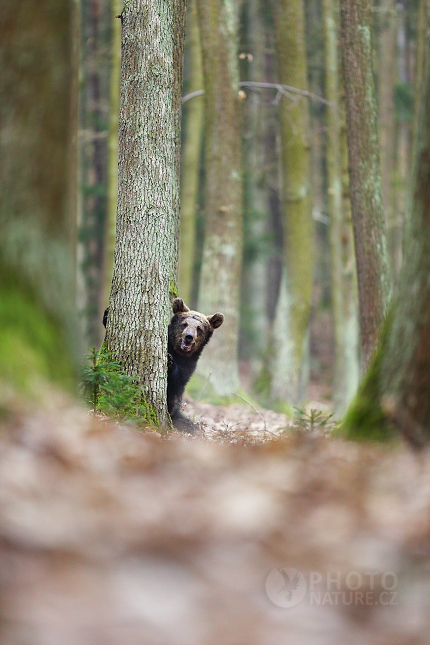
[169, 298, 224, 357]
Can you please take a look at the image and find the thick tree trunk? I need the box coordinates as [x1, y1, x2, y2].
[323, 0, 359, 415]
[179, 0, 204, 306]
[195, 0, 243, 396]
[105, 0, 187, 425]
[269, 0, 314, 404]
[342, 9, 430, 446]
[0, 0, 78, 393]
[340, 0, 391, 369]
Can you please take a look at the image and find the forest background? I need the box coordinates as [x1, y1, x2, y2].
[78, 0, 418, 419]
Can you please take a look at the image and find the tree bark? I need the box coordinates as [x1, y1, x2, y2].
[78, 0, 112, 348]
[0, 0, 78, 393]
[340, 0, 391, 370]
[105, 0, 187, 425]
[323, 0, 359, 415]
[195, 0, 243, 396]
[241, 0, 270, 376]
[103, 0, 122, 314]
[342, 6, 430, 446]
[376, 0, 397, 275]
[179, 0, 204, 306]
[269, 0, 314, 404]
[392, 4, 410, 279]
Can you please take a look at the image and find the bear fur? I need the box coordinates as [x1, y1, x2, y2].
[168, 298, 223, 433]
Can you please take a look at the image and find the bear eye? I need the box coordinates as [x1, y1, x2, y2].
[197, 326, 203, 335]
[181, 322, 187, 330]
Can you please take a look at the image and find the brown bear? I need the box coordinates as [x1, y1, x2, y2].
[168, 298, 223, 433]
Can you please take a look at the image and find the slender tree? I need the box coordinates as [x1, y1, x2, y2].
[340, 0, 391, 369]
[105, 0, 187, 425]
[78, 0, 112, 348]
[323, 0, 359, 414]
[343, 10, 430, 446]
[241, 0, 271, 376]
[179, 0, 204, 306]
[0, 0, 78, 393]
[267, 0, 314, 404]
[376, 0, 397, 273]
[393, 3, 411, 278]
[103, 0, 122, 312]
[195, 0, 243, 396]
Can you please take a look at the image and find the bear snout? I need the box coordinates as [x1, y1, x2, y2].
[181, 332, 195, 351]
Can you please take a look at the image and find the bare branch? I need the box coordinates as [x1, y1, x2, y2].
[182, 89, 205, 103]
[182, 82, 338, 110]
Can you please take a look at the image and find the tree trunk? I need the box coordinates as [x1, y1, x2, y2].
[342, 7, 430, 447]
[241, 0, 270, 377]
[78, 0, 111, 348]
[103, 0, 122, 313]
[195, 0, 243, 396]
[269, 0, 314, 404]
[392, 3, 410, 279]
[340, 0, 391, 370]
[323, 0, 359, 415]
[105, 0, 187, 425]
[376, 0, 397, 277]
[0, 0, 78, 393]
[179, 0, 204, 306]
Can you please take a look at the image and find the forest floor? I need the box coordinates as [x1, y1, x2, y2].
[181, 394, 335, 444]
[1, 391, 430, 644]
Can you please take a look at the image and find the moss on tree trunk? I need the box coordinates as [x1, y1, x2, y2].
[341, 13, 430, 447]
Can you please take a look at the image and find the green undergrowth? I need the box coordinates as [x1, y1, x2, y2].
[292, 407, 337, 434]
[81, 345, 158, 428]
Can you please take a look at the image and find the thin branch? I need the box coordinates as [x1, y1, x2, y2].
[239, 81, 337, 109]
[182, 89, 205, 103]
[182, 82, 338, 110]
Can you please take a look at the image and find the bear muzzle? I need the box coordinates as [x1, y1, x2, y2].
[181, 333, 195, 351]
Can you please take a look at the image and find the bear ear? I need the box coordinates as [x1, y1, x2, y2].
[207, 312, 224, 329]
[172, 298, 190, 314]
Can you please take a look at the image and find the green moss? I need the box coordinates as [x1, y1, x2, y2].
[0, 281, 73, 398]
[337, 322, 397, 443]
[169, 277, 178, 301]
